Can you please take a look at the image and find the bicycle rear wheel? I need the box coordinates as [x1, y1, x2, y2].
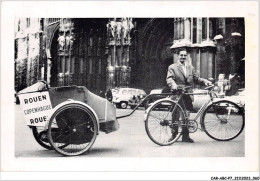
[202, 100, 244, 141]
[145, 99, 184, 146]
[47, 103, 98, 156]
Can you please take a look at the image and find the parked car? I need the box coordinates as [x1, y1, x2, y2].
[146, 88, 212, 112]
[145, 87, 171, 109]
[112, 87, 147, 109]
[192, 89, 211, 111]
[215, 88, 245, 109]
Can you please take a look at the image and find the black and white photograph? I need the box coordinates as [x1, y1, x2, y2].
[14, 17, 246, 157]
[1, 1, 259, 180]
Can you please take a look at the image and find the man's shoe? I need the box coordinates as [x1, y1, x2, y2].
[182, 138, 194, 143]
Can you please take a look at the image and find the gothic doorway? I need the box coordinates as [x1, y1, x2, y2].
[50, 28, 59, 87]
[49, 19, 108, 94]
[132, 18, 175, 91]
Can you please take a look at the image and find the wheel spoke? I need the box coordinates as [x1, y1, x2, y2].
[59, 117, 72, 129]
[202, 101, 244, 141]
[48, 106, 98, 156]
[145, 100, 182, 146]
[52, 131, 73, 142]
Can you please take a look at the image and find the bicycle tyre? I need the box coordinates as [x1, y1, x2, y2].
[47, 103, 98, 156]
[145, 99, 184, 146]
[201, 100, 244, 141]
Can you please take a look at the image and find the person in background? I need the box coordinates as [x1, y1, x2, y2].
[106, 88, 113, 102]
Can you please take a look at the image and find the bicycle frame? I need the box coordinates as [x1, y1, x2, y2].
[174, 92, 212, 129]
[116, 87, 216, 121]
[116, 93, 173, 119]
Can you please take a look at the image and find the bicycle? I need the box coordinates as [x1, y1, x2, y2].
[144, 85, 245, 146]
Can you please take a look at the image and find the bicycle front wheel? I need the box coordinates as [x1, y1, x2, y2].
[202, 100, 244, 141]
[145, 99, 184, 146]
[47, 103, 98, 156]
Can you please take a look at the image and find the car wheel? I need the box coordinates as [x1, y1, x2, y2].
[120, 102, 128, 109]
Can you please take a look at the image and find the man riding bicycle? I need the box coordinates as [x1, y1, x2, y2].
[166, 48, 212, 143]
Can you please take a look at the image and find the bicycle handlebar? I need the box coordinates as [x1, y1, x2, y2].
[177, 85, 191, 90]
[172, 85, 191, 92]
[204, 84, 215, 90]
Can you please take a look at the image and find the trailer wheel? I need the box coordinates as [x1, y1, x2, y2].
[47, 103, 98, 156]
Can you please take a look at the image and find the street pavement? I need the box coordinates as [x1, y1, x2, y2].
[15, 104, 245, 157]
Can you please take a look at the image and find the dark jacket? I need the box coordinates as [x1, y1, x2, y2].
[166, 62, 208, 91]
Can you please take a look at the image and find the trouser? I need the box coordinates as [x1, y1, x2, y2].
[171, 94, 193, 139]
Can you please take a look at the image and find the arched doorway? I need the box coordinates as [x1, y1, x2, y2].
[50, 28, 59, 87]
[49, 18, 108, 94]
[132, 18, 174, 91]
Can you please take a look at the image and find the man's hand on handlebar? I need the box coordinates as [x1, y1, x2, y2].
[204, 84, 215, 90]
[171, 85, 191, 92]
[171, 84, 178, 90]
[205, 81, 212, 86]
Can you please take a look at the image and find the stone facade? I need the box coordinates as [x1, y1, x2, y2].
[106, 18, 134, 89]
[15, 18, 245, 94]
[15, 18, 42, 91]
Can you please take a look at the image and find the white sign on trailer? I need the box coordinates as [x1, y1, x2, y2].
[18, 91, 53, 126]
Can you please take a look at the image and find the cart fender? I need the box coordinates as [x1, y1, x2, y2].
[144, 97, 175, 122]
[207, 99, 244, 112]
[211, 99, 238, 106]
[200, 99, 244, 127]
[45, 99, 100, 132]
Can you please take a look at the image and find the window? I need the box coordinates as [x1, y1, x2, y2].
[139, 90, 146, 95]
[174, 18, 184, 40]
[80, 58, 84, 74]
[174, 19, 178, 40]
[18, 19, 21, 31]
[48, 18, 60, 25]
[209, 18, 216, 39]
[40, 18, 44, 31]
[180, 18, 184, 39]
[98, 59, 102, 74]
[60, 57, 65, 73]
[122, 90, 128, 95]
[132, 90, 137, 95]
[15, 39, 18, 59]
[201, 18, 216, 41]
[192, 18, 197, 44]
[202, 18, 207, 40]
[26, 18, 30, 28]
[216, 18, 225, 35]
[71, 56, 75, 74]
[65, 57, 70, 73]
[89, 58, 93, 74]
